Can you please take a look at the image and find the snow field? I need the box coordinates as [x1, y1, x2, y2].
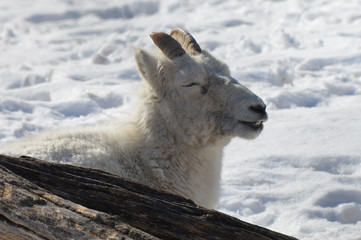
[1, 0, 361, 239]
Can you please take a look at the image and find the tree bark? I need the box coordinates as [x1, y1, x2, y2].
[0, 154, 298, 240]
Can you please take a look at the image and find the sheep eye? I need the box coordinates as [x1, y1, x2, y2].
[182, 82, 200, 87]
[182, 82, 208, 95]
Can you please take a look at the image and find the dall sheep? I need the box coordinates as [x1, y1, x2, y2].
[1, 29, 267, 208]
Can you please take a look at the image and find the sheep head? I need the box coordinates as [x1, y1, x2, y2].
[135, 29, 267, 146]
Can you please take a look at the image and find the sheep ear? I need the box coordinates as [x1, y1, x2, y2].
[135, 49, 160, 87]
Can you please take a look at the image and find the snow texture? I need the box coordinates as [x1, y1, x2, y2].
[0, 0, 360, 239]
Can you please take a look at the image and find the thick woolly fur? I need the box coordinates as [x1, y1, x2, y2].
[2, 32, 267, 208]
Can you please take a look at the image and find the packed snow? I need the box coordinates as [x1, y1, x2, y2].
[1, 0, 361, 239]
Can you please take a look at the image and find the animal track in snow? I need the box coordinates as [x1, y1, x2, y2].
[25, 1, 159, 23]
[292, 156, 359, 175]
[88, 92, 124, 109]
[0, 99, 34, 114]
[315, 189, 361, 208]
[310, 189, 361, 224]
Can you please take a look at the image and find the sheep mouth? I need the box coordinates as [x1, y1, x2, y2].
[238, 120, 264, 130]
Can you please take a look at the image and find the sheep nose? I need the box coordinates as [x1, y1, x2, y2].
[249, 104, 266, 114]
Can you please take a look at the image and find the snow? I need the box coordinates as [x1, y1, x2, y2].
[1, 0, 361, 239]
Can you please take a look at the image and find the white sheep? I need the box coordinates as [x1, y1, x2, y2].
[1, 29, 267, 208]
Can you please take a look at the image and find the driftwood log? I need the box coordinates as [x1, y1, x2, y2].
[0, 154, 298, 240]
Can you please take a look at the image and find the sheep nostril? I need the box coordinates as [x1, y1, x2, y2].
[249, 104, 266, 114]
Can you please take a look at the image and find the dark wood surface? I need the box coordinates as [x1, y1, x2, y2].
[0, 154, 298, 240]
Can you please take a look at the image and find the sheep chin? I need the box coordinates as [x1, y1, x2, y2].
[233, 121, 264, 140]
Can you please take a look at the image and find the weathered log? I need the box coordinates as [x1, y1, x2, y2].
[0, 154, 298, 240]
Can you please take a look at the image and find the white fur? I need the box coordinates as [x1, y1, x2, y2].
[1, 31, 267, 208]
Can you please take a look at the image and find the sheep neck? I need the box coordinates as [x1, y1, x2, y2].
[135, 99, 231, 203]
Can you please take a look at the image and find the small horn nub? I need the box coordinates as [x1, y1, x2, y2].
[170, 28, 202, 54]
[150, 32, 186, 59]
